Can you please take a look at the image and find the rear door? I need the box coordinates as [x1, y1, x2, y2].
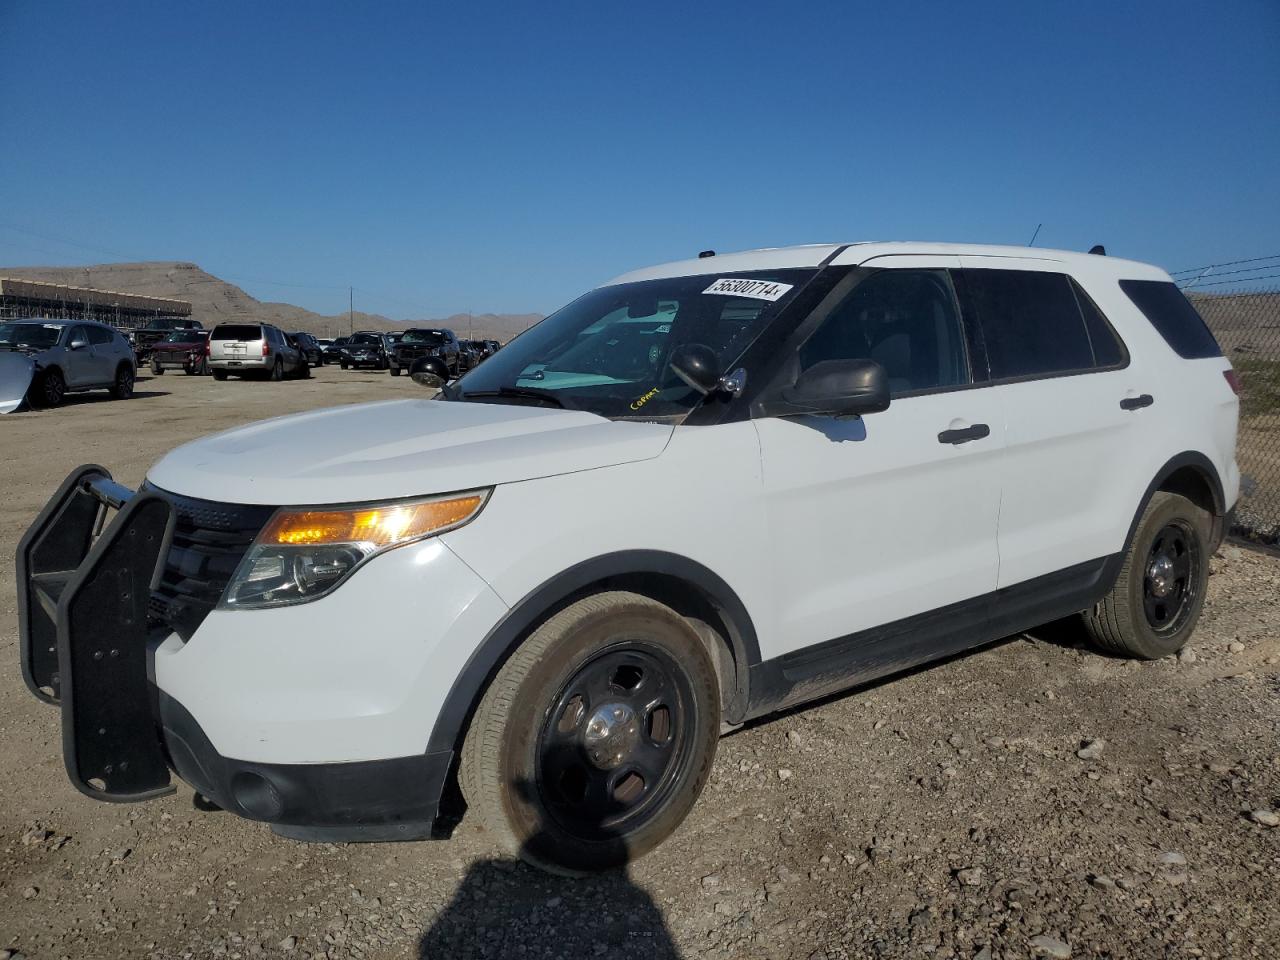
[753, 255, 1005, 662]
[958, 258, 1137, 587]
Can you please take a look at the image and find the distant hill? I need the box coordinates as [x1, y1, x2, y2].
[0, 261, 542, 343]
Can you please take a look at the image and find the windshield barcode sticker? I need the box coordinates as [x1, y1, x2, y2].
[702, 278, 793, 301]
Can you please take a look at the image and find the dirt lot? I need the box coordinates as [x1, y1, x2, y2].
[2, 367, 1278, 960]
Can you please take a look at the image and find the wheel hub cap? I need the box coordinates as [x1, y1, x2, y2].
[582, 702, 640, 769]
[1147, 554, 1176, 598]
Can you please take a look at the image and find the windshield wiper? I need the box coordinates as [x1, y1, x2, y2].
[459, 386, 569, 409]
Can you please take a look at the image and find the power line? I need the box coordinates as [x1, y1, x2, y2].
[1182, 272, 1280, 288]
[1170, 253, 1280, 276]
[1178, 262, 1280, 287]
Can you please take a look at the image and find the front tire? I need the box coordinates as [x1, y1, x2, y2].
[461, 591, 720, 875]
[1081, 491, 1211, 659]
[212, 369, 228, 381]
[151, 359, 164, 375]
[34, 367, 66, 407]
[390, 366, 401, 377]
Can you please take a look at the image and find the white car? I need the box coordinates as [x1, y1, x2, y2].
[18, 242, 1239, 873]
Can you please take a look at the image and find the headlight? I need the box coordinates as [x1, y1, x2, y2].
[219, 490, 489, 609]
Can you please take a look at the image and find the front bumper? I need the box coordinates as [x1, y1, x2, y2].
[16, 466, 460, 840]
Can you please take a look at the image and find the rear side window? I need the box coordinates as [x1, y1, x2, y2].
[1119, 280, 1222, 359]
[964, 270, 1109, 379]
[87, 326, 115, 345]
[212, 324, 262, 340]
[1071, 281, 1127, 368]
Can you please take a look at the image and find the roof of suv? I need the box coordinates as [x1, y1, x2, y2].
[604, 242, 1170, 286]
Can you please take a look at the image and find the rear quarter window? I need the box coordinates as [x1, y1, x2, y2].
[1119, 280, 1223, 359]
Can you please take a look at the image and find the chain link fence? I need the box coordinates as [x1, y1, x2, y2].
[1189, 288, 1280, 547]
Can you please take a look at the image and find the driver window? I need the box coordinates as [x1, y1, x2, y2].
[799, 269, 969, 395]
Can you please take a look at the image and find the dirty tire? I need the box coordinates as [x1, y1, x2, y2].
[461, 591, 720, 875]
[110, 364, 135, 399]
[1081, 491, 1211, 659]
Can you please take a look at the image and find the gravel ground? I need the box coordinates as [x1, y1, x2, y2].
[2, 368, 1278, 960]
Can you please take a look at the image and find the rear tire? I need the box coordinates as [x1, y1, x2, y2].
[270, 358, 284, 382]
[390, 366, 401, 377]
[340, 360, 349, 370]
[461, 591, 720, 875]
[1081, 491, 1211, 659]
[110, 364, 135, 400]
[212, 369, 228, 381]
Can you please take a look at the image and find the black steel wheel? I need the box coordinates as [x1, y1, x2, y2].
[537, 645, 695, 841]
[461, 591, 720, 874]
[1142, 520, 1200, 634]
[1081, 491, 1210, 659]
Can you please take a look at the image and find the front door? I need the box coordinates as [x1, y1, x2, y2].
[754, 257, 1004, 667]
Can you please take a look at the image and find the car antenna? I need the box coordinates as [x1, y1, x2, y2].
[1088, 244, 1107, 256]
[1027, 223, 1042, 247]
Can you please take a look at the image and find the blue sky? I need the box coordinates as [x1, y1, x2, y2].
[2, 0, 1277, 318]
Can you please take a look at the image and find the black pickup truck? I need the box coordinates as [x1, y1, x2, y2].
[389, 328, 461, 377]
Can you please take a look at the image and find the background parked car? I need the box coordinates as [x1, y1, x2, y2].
[458, 339, 481, 372]
[388, 327, 461, 377]
[0, 318, 136, 406]
[150, 329, 210, 375]
[208, 322, 309, 381]
[291, 331, 324, 367]
[338, 331, 389, 370]
[322, 336, 349, 364]
[128, 317, 204, 363]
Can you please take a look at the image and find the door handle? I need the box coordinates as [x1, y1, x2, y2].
[937, 423, 991, 445]
[1120, 394, 1154, 411]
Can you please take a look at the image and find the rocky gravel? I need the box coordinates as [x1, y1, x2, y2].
[2, 369, 1280, 958]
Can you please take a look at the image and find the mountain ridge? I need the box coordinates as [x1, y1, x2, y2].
[0, 260, 542, 342]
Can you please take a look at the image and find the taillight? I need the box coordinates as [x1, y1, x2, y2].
[204, 340, 211, 357]
[1223, 369, 1241, 396]
[262, 340, 269, 357]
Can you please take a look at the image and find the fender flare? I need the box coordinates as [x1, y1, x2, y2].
[1121, 451, 1225, 559]
[424, 550, 761, 754]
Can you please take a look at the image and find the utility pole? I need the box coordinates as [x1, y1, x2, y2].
[349, 286, 354, 336]
[468, 309, 473, 339]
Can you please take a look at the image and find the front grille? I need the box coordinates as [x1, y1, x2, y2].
[144, 485, 275, 640]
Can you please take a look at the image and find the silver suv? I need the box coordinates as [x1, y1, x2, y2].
[0, 318, 136, 407]
[208, 323, 310, 381]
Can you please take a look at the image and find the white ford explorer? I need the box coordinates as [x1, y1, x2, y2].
[18, 242, 1240, 873]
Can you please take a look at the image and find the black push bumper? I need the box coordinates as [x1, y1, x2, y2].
[17, 466, 452, 840]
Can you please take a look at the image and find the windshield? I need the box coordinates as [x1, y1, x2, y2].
[162, 330, 203, 343]
[0, 322, 64, 349]
[453, 269, 815, 420]
[403, 329, 447, 344]
[350, 333, 381, 346]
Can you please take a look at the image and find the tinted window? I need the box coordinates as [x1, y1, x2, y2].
[1072, 281, 1126, 367]
[69, 325, 90, 345]
[87, 325, 115, 345]
[799, 269, 968, 395]
[1119, 280, 1222, 359]
[351, 333, 382, 345]
[964, 270, 1095, 379]
[211, 324, 263, 341]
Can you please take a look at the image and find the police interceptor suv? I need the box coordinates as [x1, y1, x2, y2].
[17, 242, 1239, 873]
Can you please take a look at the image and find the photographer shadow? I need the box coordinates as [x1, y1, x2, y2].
[418, 780, 682, 959]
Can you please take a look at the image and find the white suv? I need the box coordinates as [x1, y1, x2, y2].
[17, 242, 1239, 873]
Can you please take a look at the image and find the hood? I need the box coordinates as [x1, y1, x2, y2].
[146, 398, 673, 505]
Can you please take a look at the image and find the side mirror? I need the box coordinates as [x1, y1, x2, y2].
[410, 355, 450, 388]
[69, 339, 88, 351]
[668, 343, 723, 396]
[780, 359, 890, 418]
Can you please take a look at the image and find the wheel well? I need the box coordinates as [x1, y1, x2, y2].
[582, 572, 745, 719]
[1157, 464, 1220, 518]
